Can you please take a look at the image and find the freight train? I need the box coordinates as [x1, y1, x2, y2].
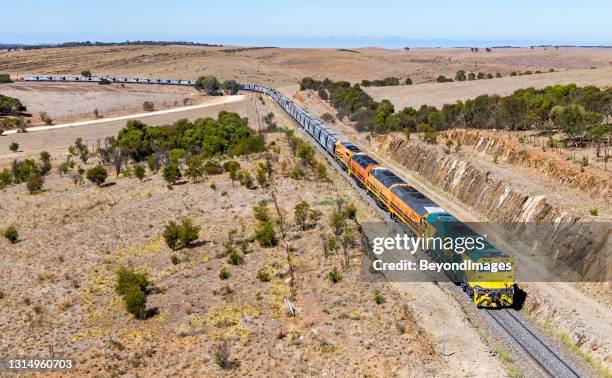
[22, 75, 196, 86]
[20, 75, 514, 307]
[241, 83, 515, 308]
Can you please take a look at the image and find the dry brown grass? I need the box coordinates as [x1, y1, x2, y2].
[0, 119, 441, 376]
[365, 67, 612, 109]
[1, 45, 610, 88]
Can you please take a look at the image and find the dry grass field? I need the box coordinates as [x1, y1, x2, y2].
[364, 66, 612, 109]
[0, 117, 447, 376]
[1, 45, 611, 87]
[0, 81, 203, 123]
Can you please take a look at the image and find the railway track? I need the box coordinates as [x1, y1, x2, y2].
[271, 96, 588, 378]
[486, 308, 583, 378]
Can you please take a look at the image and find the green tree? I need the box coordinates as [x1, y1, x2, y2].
[455, 70, 466, 81]
[9, 142, 18, 152]
[467, 72, 476, 80]
[404, 77, 413, 85]
[499, 96, 527, 130]
[86, 165, 108, 186]
[195, 75, 220, 95]
[221, 80, 240, 95]
[81, 70, 92, 77]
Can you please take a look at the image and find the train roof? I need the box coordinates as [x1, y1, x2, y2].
[426, 213, 508, 259]
[390, 186, 444, 217]
[370, 167, 407, 188]
[339, 141, 361, 152]
[352, 154, 379, 169]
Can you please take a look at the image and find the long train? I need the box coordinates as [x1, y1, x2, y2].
[242, 83, 515, 308]
[22, 75, 196, 86]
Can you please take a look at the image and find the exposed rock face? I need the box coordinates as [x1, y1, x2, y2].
[446, 129, 611, 201]
[377, 135, 609, 282]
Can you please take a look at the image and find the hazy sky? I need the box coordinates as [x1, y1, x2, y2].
[2, 0, 611, 47]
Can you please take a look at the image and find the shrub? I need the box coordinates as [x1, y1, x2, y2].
[162, 163, 182, 186]
[115, 267, 149, 296]
[178, 217, 200, 247]
[328, 267, 341, 283]
[86, 165, 108, 186]
[26, 173, 44, 194]
[373, 289, 385, 304]
[9, 142, 18, 152]
[170, 255, 180, 265]
[133, 164, 146, 181]
[404, 77, 412, 85]
[203, 160, 223, 175]
[162, 221, 180, 249]
[255, 292, 263, 300]
[253, 201, 271, 222]
[123, 285, 147, 319]
[0, 168, 12, 189]
[223, 160, 241, 173]
[147, 156, 159, 173]
[227, 251, 244, 265]
[590, 208, 598, 216]
[289, 165, 305, 180]
[81, 70, 92, 77]
[219, 267, 230, 280]
[256, 269, 270, 282]
[185, 155, 204, 182]
[0, 73, 13, 84]
[98, 78, 111, 85]
[316, 162, 328, 181]
[212, 338, 231, 369]
[143, 101, 155, 111]
[210, 183, 216, 190]
[254, 220, 277, 247]
[3, 226, 18, 243]
[294, 201, 310, 230]
[321, 112, 335, 123]
[239, 170, 254, 188]
[163, 217, 200, 250]
[39, 111, 53, 125]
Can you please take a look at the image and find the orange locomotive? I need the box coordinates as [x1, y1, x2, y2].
[348, 154, 380, 188]
[334, 140, 361, 169]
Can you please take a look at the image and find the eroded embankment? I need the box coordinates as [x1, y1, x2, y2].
[377, 135, 609, 282]
[445, 129, 612, 201]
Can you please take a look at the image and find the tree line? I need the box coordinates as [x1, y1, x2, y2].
[300, 77, 611, 147]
